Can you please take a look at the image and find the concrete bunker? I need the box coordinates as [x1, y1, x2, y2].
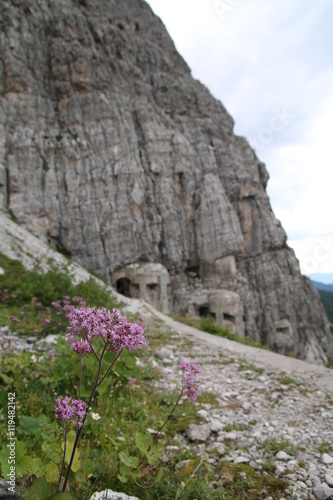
[187, 289, 244, 337]
[111, 262, 171, 313]
[273, 319, 294, 353]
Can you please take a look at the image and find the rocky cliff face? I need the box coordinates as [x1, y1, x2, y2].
[0, 0, 332, 363]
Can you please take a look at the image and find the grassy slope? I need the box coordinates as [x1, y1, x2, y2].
[0, 253, 287, 499]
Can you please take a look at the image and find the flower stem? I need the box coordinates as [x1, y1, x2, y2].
[56, 422, 68, 493]
[62, 345, 107, 492]
[153, 387, 184, 444]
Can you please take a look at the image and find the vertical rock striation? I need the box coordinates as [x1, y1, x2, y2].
[0, 0, 332, 362]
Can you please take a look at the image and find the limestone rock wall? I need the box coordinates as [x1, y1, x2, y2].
[0, 0, 332, 363]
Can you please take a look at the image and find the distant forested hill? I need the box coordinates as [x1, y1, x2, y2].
[311, 280, 333, 293]
[318, 290, 333, 323]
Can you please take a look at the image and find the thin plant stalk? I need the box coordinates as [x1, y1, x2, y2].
[153, 387, 184, 444]
[56, 422, 68, 493]
[136, 377, 185, 471]
[61, 348, 122, 492]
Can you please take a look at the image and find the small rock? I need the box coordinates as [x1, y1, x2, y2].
[26, 336, 37, 344]
[321, 453, 333, 465]
[186, 424, 211, 442]
[146, 428, 165, 436]
[197, 409, 209, 419]
[275, 464, 287, 476]
[209, 419, 223, 433]
[90, 490, 139, 500]
[213, 443, 226, 456]
[313, 483, 333, 500]
[234, 456, 250, 464]
[276, 451, 293, 461]
[325, 474, 333, 487]
[225, 431, 237, 440]
[37, 334, 58, 346]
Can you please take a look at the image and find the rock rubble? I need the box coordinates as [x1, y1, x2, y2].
[149, 318, 333, 500]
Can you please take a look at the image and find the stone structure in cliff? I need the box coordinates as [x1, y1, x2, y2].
[111, 262, 171, 313]
[187, 289, 244, 337]
[0, 0, 332, 363]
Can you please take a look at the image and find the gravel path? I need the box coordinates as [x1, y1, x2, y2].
[126, 301, 333, 500]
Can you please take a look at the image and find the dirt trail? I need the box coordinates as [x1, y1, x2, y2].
[139, 302, 333, 393]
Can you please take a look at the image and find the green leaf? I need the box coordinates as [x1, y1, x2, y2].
[16, 440, 27, 462]
[82, 457, 95, 476]
[42, 441, 61, 464]
[22, 477, 54, 499]
[41, 461, 59, 483]
[146, 443, 165, 465]
[0, 440, 27, 476]
[0, 447, 11, 476]
[62, 431, 81, 473]
[119, 451, 139, 468]
[17, 455, 31, 476]
[154, 466, 164, 484]
[135, 431, 153, 454]
[122, 350, 137, 369]
[18, 415, 48, 435]
[118, 465, 131, 483]
[0, 372, 13, 384]
[30, 458, 43, 477]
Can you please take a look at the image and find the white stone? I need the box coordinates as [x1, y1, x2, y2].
[90, 491, 139, 500]
[209, 419, 223, 433]
[186, 424, 211, 442]
[197, 409, 209, 418]
[313, 484, 333, 500]
[275, 464, 287, 476]
[234, 456, 250, 464]
[276, 451, 293, 461]
[321, 453, 333, 465]
[325, 474, 333, 487]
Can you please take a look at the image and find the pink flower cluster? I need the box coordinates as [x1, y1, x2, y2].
[180, 361, 204, 403]
[66, 307, 147, 356]
[10, 315, 21, 324]
[54, 396, 88, 428]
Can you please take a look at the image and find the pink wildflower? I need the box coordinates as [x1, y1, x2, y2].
[54, 396, 88, 428]
[10, 316, 21, 324]
[72, 296, 83, 303]
[65, 307, 147, 356]
[128, 377, 137, 389]
[180, 361, 204, 403]
[43, 318, 51, 325]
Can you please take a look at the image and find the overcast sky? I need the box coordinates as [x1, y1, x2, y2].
[146, 0, 333, 281]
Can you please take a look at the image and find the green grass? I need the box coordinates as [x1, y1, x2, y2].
[0, 252, 119, 338]
[262, 438, 299, 457]
[171, 314, 266, 350]
[276, 375, 303, 386]
[224, 423, 248, 433]
[237, 362, 264, 375]
[318, 442, 332, 454]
